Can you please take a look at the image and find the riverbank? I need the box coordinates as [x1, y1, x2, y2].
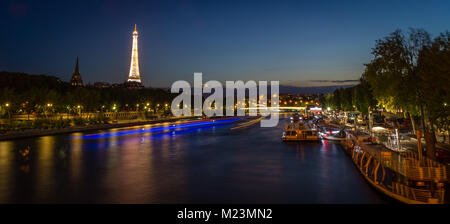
[0, 117, 194, 141]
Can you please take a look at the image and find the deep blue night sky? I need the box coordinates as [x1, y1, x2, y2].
[1, 0, 449, 88]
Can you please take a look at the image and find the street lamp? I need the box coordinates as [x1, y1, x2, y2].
[66, 105, 71, 119]
[77, 105, 81, 116]
[5, 103, 11, 122]
[46, 103, 53, 118]
[111, 104, 118, 121]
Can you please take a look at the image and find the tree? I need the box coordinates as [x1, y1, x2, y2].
[417, 31, 450, 143]
[0, 87, 16, 121]
[352, 79, 376, 114]
[361, 28, 450, 158]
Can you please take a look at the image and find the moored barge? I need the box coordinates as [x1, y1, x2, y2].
[282, 122, 320, 142]
[341, 132, 449, 204]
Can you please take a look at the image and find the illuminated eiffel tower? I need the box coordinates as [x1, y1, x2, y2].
[126, 24, 143, 88]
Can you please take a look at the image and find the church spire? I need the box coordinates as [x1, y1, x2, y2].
[74, 56, 80, 75]
[71, 56, 83, 86]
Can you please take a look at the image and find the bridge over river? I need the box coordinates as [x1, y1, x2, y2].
[0, 114, 388, 203]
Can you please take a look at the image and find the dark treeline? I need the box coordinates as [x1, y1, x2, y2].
[0, 71, 176, 116]
[320, 28, 450, 148]
[321, 79, 376, 114]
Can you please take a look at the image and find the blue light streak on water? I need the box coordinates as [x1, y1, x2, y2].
[67, 118, 242, 140]
[149, 123, 230, 138]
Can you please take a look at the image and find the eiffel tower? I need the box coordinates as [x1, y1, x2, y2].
[126, 24, 143, 88]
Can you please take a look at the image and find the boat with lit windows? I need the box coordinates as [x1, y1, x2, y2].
[282, 122, 320, 142]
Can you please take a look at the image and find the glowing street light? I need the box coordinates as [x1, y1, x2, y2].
[4, 103, 11, 121]
[76, 105, 82, 116]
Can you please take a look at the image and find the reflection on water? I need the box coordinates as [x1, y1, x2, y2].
[0, 141, 14, 202]
[0, 115, 387, 203]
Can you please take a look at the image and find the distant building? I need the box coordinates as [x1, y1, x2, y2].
[306, 104, 323, 115]
[124, 81, 144, 89]
[94, 82, 111, 88]
[111, 83, 123, 88]
[70, 57, 83, 86]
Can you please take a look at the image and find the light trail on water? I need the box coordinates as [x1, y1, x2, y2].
[67, 118, 242, 140]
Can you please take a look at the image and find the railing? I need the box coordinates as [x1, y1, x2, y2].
[343, 132, 448, 204]
[8, 111, 157, 121]
[392, 182, 445, 203]
[346, 134, 449, 182]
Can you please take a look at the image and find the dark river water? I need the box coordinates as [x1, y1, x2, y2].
[0, 115, 387, 203]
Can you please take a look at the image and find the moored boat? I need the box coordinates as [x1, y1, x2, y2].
[282, 122, 320, 142]
[320, 130, 346, 141]
[341, 131, 449, 204]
